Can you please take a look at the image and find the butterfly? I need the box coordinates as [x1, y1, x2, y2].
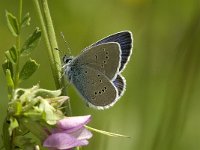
[63, 31, 133, 109]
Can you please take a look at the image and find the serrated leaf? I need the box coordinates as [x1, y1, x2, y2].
[6, 11, 19, 36]
[5, 46, 18, 64]
[2, 60, 13, 77]
[21, 27, 41, 55]
[21, 12, 31, 28]
[19, 58, 39, 81]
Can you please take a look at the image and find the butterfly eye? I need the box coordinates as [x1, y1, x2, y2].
[63, 55, 73, 63]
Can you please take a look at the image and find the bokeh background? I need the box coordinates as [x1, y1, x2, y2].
[1, 0, 200, 150]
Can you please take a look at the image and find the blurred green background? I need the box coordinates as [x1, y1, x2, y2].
[1, 0, 200, 149]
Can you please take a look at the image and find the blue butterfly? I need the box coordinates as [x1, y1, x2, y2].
[63, 31, 133, 109]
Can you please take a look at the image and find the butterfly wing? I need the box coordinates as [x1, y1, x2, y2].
[84, 31, 133, 72]
[70, 65, 118, 109]
[113, 74, 126, 98]
[72, 42, 121, 80]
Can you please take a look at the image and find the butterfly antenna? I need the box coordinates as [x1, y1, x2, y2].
[60, 32, 72, 55]
[54, 47, 64, 56]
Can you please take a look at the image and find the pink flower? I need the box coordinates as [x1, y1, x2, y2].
[43, 115, 92, 150]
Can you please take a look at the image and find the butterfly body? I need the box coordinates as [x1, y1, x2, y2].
[63, 31, 133, 109]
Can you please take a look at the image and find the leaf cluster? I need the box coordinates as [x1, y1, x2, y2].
[3, 11, 41, 95]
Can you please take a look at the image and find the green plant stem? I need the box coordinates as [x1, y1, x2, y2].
[33, 0, 56, 82]
[40, 0, 62, 89]
[85, 125, 130, 138]
[11, 1, 23, 148]
[18, 0, 22, 24]
[14, 0, 23, 89]
[33, 0, 71, 116]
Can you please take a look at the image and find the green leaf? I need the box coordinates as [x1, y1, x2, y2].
[21, 12, 31, 28]
[6, 11, 19, 36]
[6, 69, 14, 98]
[20, 27, 41, 55]
[2, 60, 13, 77]
[19, 58, 39, 81]
[5, 46, 18, 64]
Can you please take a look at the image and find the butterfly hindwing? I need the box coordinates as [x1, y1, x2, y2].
[113, 74, 126, 98]
[70, 65, 118, 109]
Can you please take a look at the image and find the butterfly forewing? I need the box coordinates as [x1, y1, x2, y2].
[70, 65, 118, 109]
[72, 42, 121, 80]
[84, 31, 133, 72]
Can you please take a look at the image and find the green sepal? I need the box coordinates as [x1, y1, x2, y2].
[5, 46, 18, 64]
[6, 11, 19, 37]
[19, 58, 39, 81]
[2, 60, 13, 77]
[21, 12, 31, 28]
[20, 27, 41, 55]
